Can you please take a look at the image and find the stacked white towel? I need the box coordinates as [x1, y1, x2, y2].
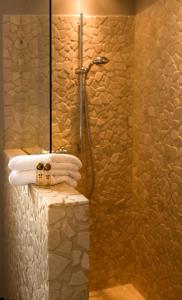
[8, 153, 82, 188]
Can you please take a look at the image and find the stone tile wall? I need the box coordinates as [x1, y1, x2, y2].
[3, 5, 182, 299]
[133, 0, 182, 299]
[52, 15, 135, 290]
[4, 150, 89, 300]
[3, 13, 135, 293]
[3, 15, 50, 150]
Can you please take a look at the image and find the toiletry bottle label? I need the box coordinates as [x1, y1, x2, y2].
[36, 162, 44, 186]
[44, 163, 51, 186]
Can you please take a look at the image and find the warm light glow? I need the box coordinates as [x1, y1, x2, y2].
[78, 0, 81, 13]
[78, 0, 83, 14]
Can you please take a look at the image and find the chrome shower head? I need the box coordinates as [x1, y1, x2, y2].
[85, 56, 109, 72]
[92, 56, 109, 65]
[75, 56, 109, 74]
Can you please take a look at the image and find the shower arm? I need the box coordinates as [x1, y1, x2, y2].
[75, 61, 94, 75]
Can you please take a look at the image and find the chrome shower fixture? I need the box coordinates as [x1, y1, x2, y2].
[75, 56, 109, 74]
[92, 56, 109, 65]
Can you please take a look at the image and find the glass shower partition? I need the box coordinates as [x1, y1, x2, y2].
[3, 0, 51, 154]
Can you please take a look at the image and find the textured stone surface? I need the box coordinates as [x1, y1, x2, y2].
[4, 152, 49, 300]
[3, 5, 182, 300]
[3, 15, 50, 151]
[3, 16, 134, 293]
[133, 1, 182, 299]
[52, 15, 135, 290]
[89, 284, 145, 300]
[4, 150, 89, 300]
[48, 199, 89, 300]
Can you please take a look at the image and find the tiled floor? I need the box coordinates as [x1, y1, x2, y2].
[89, 284, 145, 300]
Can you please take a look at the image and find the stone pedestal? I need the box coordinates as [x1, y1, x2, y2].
[4, 150, 89, 300]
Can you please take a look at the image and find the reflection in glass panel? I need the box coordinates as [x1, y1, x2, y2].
[3, 0, 50, 153]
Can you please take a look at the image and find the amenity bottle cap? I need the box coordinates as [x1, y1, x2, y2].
[44, 163, 51, 171]
[36, 162, 44, 170]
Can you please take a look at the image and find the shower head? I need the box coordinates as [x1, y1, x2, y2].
[84, 56, 109, 73]
[92, 56, 109, 65]
[75, 56, 109, 75]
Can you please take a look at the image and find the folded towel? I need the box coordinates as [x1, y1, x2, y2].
[9, 170, 78, 187]
[9, 169, 81, 181]
[8, 153, 82, 171]
[51, 163, 80, 171]
[50, 169, 81, 180]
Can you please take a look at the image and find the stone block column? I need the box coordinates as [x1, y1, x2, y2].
[4, 150, 89, 300]
[48, 195, 89, 300]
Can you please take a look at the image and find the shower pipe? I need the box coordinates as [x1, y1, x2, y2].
[76, 13, 95, 198]
[78, 13, 84, 152]
[76, 14, 109, 198]
[49, 0, 52, 153]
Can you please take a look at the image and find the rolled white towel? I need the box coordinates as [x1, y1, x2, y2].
[8, 153, 82, 171]
[9, 170, 78, 187]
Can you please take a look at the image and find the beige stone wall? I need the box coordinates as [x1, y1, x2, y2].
[4, 150, 89, 300]
[52, 0, 135, 15]
[133, 0, 182, 299]
[52, 15, 135, 290]
[3, 15, 50, 150]
[3, 13, 135, 293]
[3, 3, 182, 298]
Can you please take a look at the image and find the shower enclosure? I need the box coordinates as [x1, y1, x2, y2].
[1, 0, 182, 299]
[51, 1, 134, 295]
[51, 0, 182, 299]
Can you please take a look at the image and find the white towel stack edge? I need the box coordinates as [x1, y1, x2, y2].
[8, 153, 82, 187]
[8, 153, 82, 171]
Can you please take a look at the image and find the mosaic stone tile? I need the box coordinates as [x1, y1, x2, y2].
[133, 1, 182, 299]
[3, 14, 134, 291]
[4, 150, 89, 300]
[52, 15, 134, 290]
[3, 3, 182, 299]
[3, 15, 50, 151]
